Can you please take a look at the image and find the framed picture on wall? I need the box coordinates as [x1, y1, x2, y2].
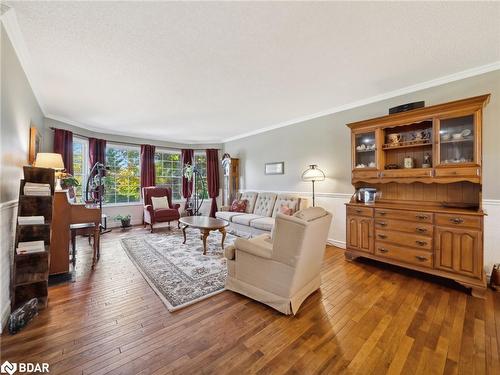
[29, 126, 42, 165]
[265, 162, 284, 175]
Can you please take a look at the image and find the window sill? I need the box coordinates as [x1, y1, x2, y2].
[102, 200, 185, 208]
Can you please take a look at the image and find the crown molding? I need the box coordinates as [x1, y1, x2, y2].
[222, 61, 500, 143]
[45, 114, 223, 146]
[1, 8, 46, 113]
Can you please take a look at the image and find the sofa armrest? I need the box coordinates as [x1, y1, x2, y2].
[224, 245, 236, 260]
[234, 237, 273, 259]
[220, 205, 231, 212]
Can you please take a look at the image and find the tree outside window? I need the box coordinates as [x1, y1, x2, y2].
[104, 144, 141, 204]
[154, 150, 182, 200]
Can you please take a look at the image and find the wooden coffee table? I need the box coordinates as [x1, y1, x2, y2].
[179, 216, 230, 255]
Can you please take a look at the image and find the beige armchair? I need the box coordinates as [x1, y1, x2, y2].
[224, 207, 333, 315]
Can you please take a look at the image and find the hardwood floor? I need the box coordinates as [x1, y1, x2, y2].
[1, 226, 499, 374]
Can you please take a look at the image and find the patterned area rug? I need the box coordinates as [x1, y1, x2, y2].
[121, 228, 236, 311]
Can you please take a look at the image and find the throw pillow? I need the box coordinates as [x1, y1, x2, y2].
[230, 199, 247, 212]
[151, 196, 169, 210]
[279, 205, 293, 216]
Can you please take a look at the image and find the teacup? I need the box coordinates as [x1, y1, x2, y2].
[388, 133, 401, 144]
[441, 133, 451, 141]
[452, 133, 463, 140]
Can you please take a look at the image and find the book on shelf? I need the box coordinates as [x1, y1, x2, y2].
[18, 216, 45, 225]
[24, 182, 51, 196]
[16, 240, 45, 254]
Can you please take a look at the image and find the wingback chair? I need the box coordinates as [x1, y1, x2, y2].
[224, 207, 333, 315]
[143, 186, 181, 232]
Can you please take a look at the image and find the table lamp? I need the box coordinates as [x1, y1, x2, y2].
[301, 164, 325, 207]
[34, 153, 65, 190]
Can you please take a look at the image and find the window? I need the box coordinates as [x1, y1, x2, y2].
[193, 152, 208, 199]
[104, 143, 141, 204]
[72, 137, 89, 201]
[154, 150, 182, 200]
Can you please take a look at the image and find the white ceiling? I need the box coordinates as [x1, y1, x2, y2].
[5, 1, 500, 143]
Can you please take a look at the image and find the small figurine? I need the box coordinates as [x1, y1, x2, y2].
[422, 153, 432, 168]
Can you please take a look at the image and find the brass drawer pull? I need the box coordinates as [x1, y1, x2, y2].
[416, 214, 429, 220]
[416, 227, 428, 233]
[415, 255, 428, 262]
[377, 234, 387, 239]
[378, 248, 389, 253]
[378, 211, 387, 216]
[376, 221, 387, 227]
[415, 240, 428, 247]
[450, 217, 464, 224]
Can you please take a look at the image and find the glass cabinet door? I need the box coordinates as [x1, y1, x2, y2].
[438, 114, 476, 165]
[354, 132, 376, 169]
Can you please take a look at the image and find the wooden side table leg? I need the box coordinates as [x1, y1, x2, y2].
[202, 229, 210, 255]
[219, 228, 227, 249]
[182, 225, 188, 244]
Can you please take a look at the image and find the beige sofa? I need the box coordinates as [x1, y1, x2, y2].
[215, 192, 308, 237]
[224, 207, 333, 314]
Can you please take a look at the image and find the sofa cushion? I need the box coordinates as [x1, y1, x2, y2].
[250, 217, 275, 231]
[253, 193, 277, 217]
[155, 208, 180, 221]
[272, 194, 302, 217]
[232, 214, 265, 226]
[294, 207, 327, 222]
[215, 211, 245, 222]
[240, 192, 258, 213]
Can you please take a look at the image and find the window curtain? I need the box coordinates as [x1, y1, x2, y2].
[140, 144, 156, 191]
[53, 129, 73, 175]
[181, 149, 194, 210]
[206, 149, 220, 217]
[88, 138, 107, 170]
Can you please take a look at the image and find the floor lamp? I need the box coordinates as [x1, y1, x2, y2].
[301, 164, 325, 207]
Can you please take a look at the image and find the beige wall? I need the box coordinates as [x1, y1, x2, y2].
[224, 70, 500, 199]
[0, 25, 45, 331]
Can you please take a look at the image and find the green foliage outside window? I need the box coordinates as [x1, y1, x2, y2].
[104, 145, 141, 204]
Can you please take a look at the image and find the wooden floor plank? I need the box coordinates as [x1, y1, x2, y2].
[1, 225, 499, 374]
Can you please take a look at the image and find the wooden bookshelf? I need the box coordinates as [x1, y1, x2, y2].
[11, 166, 54, 310]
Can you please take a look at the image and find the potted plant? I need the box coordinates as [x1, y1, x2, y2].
[114, 214, 132, 229]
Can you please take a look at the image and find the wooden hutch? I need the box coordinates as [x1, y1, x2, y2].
[345, 94, 490, 297]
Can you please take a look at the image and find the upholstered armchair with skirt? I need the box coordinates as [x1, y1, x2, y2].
[224, 207, 333, 315]
[143, 186, 181, 232]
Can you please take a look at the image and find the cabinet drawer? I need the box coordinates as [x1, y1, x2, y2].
[374, 219, 433, 236]
[375, 242, 433, 268]
[375, 208, 433, 223]
[375, 230, 432, 250]
[347, 206, 374, 217]
[380, 169, 433, 178]
[352, 170, 379, 180]
[435, 214, 482, 229]
[435, 167, 480, 178]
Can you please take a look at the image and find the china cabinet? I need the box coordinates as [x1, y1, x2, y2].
[345, 94, 490, 297]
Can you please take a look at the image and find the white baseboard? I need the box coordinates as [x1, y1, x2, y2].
[328, 239, 346, 249]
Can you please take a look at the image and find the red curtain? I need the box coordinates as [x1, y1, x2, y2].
[53, 129, 73, 175]
[181, 149, 194, 210]
[206, 149, 220, 217]
[88, 138, 106, 169]
[140, 144, 156, 191]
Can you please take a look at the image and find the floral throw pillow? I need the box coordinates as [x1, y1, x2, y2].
[279, 204, 293, 216]
[230, 199, 248, 213]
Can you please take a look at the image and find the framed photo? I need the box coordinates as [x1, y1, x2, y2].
[29, 126, 42, 165]
[265, 162, 284, 175]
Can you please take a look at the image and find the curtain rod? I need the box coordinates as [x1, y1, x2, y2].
[49, 127, 221, 151]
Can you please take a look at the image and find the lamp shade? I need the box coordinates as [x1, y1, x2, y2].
[34, 153, 65, 170]
[301, 165, 325, 181]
